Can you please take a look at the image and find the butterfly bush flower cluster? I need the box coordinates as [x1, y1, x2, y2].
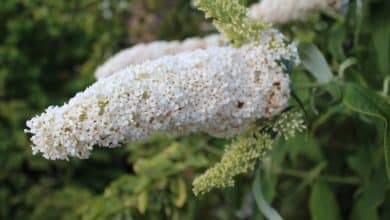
[25, 29, 298, 160]
[95, 35, 225, 80]
[249, 0, 343, 24]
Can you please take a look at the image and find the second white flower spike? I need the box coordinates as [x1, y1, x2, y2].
[249, 0, 343, 24]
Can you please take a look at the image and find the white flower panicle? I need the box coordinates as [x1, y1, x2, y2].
[95, 35, 225, 79]
[249, 0, 343, 24]
[25, 30, 298, 160]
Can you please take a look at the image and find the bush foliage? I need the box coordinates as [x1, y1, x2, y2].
[1, 0, 389, 219]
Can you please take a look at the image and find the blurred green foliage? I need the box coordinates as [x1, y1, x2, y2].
[1, 0, 390, 219]
[0, 0, 212, 219]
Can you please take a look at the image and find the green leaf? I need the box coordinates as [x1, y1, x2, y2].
[344, 83, 390, 179]
[252, 166, 283, 220]
[373, 27, 390, 75]
[353, 0, 364, 46]
[298, 43, 341, 101]
[347, 147, 373, 181]
[298, 43, 334, 83]
[355, 168, 388, 211]
[287, 134, 325, 164]
[309, 182, 341, 220]
[261, 173, 277, 202]
[171, 178, 187, 208]
[371, 8, 390, 76]
[136, 192, 148, 214]
[349, 198, 378, 220]
[328, 24, 346, 61]
[348, 171, 387, 220]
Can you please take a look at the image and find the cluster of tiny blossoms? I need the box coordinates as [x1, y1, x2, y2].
[95, 35, 225, 80]
[25, 30, 298, 160]
[272, 110, 306, 140]
[249, 0, 343, 24]
[193, 132, 273, 195]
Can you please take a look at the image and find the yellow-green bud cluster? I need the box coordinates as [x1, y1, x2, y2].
[193, 0, 269, 47]
[192, 132, 273, 195]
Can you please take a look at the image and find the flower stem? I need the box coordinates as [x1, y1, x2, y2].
[273, 167, 361, 185]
